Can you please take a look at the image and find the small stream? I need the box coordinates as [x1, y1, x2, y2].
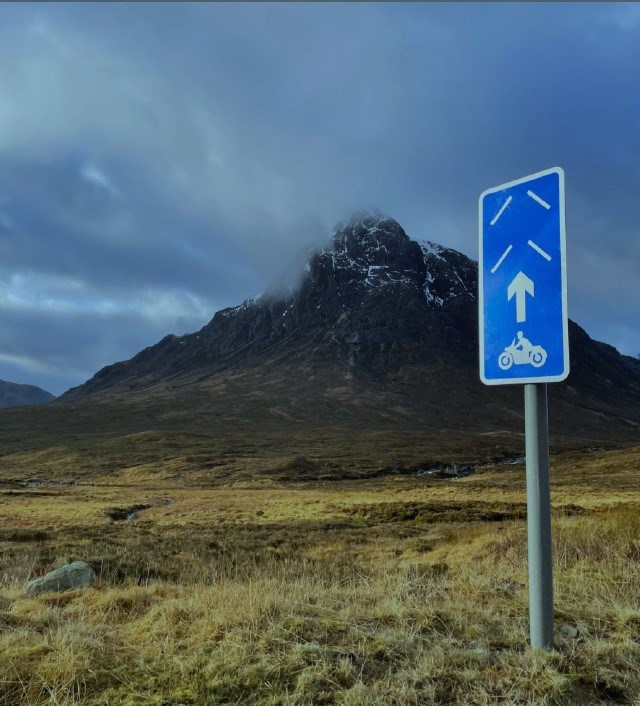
[414, 454, 525, 481]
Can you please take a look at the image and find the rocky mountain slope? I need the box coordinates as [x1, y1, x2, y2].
[2, 212, 637, 482]
[0, 379, 55, 408]
[66, 215, 478, 394]
[65, 211, 640, 407]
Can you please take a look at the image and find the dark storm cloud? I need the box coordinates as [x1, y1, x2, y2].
[0, 155, 256, 295]
[1, 2, 639, 395]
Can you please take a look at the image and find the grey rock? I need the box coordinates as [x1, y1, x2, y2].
[560, 622, 579, 638]
[576, 622, 589, 637]
[25, 561, 96, 596]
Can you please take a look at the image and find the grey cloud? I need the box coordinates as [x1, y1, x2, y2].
[0, 2, 639, 393]
[0, 291, 225, 396]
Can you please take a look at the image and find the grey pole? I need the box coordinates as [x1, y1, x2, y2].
[524, 383, 554, 649]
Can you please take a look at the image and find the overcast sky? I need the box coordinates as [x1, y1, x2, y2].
[1, 2, 639, 396]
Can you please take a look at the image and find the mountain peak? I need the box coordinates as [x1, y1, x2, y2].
[64, 214, 480, 396]
[60, 210, 640, 454]
[304, 213, 477, 310]
[337, 208, 396, 229]
[332, 210, 408, 252]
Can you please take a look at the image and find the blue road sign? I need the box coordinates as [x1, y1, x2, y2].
[479, 167, 569, 385]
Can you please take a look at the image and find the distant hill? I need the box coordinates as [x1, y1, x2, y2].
[0, 379, 55, 408]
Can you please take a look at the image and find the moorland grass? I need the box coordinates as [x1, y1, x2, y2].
[0, 447, 639, 705]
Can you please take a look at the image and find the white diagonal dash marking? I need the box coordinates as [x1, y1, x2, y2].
[527, 190, 551, 209]
[490, 195, 512, 226]
[528, 240, 551, 261]
[490, 244, 512, 274]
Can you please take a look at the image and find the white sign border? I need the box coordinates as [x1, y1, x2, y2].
[479, 166, 569, 386]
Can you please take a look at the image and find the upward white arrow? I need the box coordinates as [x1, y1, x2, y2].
[507, 271, 534, 323]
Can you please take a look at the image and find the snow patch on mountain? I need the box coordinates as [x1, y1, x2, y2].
[219, 292, 264, 318]
[418, 239, 476, 305]
[221, 213, 475, 324]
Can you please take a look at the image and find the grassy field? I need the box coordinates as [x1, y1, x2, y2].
[0, 445, 639, 705]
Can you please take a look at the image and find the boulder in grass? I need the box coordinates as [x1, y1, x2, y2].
[25, 561, 96, 596]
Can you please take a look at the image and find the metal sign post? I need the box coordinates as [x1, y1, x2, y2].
[524, 383, 553, 649]
[479, 167, 568, 650]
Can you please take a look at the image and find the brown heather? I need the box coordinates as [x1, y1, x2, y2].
[0, 445, 639, 704]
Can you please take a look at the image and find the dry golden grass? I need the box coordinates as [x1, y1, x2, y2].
[0, 446, 639, 704]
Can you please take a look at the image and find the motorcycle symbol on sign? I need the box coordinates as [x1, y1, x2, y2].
[498, 331, 547, 370]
